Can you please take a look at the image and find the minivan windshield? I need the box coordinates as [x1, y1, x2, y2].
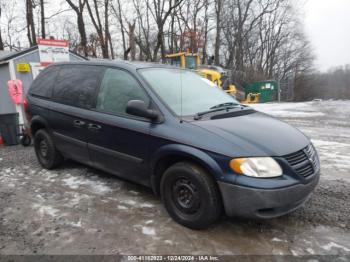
[139, 68, 239, 116]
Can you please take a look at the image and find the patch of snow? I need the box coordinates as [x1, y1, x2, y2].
[311, 139, 350, 172]
[290, 249, 299, 256]
[66, 193, 90, 207]
[142, 226, 156, 236]
[272, 250, 284, 255]
[35, 194, 45, 201]
[33, 204, 59, 217]
[92, 184, 111, 194]
[272, 237, 287, 242]
[251, 102, 325, 118]
[145, 220, 153, 225]
[312, 139, 350, 148]
[268, 111, 323, 118]
[69, 219, 82, 227]
[62, 175, 111, 195]
[120, 199, 137, 206]
[164, 240, 173, 245]
[321, 242, 350, 252]
[139, 203, 155, 208]
[306, 248, 315, 254]
[117, 205, 128, 210]
[0, 158, 3, 161]
[62, 177, 80, 189]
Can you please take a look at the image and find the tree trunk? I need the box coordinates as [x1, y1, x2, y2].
[214, 0, 222, 65]
[77, 13, 88, 56]
[170, 11, 175, 53]
[40, 0, 46, 38]
[129, 22, 136, 61]
[0, 30, 4, 50]
[201, 19, 209, 64]
[26, 0, 37, 46]
[0, 6, 3, 50]
[66, 0, 88, 57]
[113, 0, 127, 59]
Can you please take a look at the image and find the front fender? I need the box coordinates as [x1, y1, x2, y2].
[150, 144, 223, 194]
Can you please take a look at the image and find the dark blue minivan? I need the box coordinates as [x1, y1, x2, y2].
[26, 61, 320, 229]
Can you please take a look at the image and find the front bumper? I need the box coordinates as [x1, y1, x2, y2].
[218, 173, 320, 219]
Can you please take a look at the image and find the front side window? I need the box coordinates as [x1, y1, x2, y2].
[139, 68, 239, 116]
[96, 68, 150, 117]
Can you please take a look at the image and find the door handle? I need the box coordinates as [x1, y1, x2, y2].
[88, 123, 102, 131]
[73, 120, 85, 127]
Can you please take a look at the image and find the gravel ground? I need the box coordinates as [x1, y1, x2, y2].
[0, 100, 349, 256]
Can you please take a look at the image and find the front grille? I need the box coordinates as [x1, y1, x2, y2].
[283, 144, 320, 178]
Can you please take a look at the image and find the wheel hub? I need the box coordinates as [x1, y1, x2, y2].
[39, 140, 48, 158]
[173, 178, 200, 213]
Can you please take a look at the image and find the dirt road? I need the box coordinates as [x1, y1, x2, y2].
[0, 100, 349, 255]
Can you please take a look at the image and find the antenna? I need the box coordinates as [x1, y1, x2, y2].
[180, 68, 183, 123]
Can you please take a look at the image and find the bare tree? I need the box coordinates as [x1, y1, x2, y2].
[147, 0, 184, 61]
[86, 0, 111, 58]
[0, 0, 317, 101]
[66, 0, 88, 56]
[111, 0, 127, 59]
[133, 0, 154, 61]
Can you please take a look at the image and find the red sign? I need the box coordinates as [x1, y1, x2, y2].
[37, 39, 69, 47]
[37, 38, 70, 63]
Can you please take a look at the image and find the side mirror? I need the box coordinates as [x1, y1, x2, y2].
[126, 100, 159, 120]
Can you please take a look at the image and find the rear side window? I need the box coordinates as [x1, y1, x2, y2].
[29, 66, 59, 98]
[53, 65, 105, 109]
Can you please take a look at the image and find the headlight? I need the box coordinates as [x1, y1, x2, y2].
[229, 157, 282, 178]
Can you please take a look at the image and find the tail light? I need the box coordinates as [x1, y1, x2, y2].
[23, 97, 32, 121]
[23, 98, 29, 112]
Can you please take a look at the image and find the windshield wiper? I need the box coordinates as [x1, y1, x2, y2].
[210, 102, 240, 110]
[194, 105, 241, 120]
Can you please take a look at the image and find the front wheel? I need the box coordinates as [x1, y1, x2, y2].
[160, 162, 222, 229]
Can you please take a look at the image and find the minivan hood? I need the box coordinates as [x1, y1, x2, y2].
[191, 111, 310, 157]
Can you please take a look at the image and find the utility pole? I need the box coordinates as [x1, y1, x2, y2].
[278, 79, 281, 103]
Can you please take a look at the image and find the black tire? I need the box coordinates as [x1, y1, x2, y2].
[20, 135, 32, 147]
[34, 129, 63, 169]
[160, 162, 222, 229]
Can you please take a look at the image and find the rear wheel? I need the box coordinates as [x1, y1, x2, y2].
[160, 162, 222, 229]
[34, 129, 63, 169]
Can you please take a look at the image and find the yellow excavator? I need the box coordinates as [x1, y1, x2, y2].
[164, 52, 237, 96]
